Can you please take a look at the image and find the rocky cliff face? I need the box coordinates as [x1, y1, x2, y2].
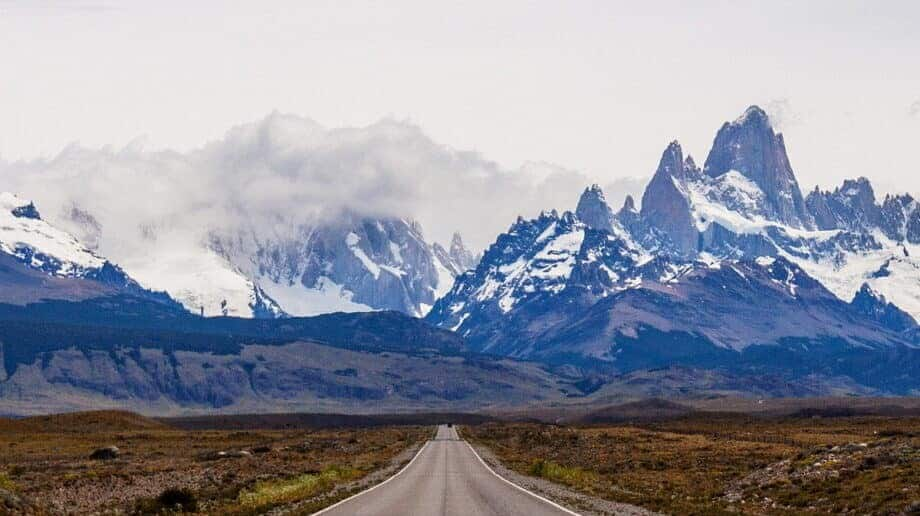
[850, 283, 918, 334]
[0, 302, 565, 415]
[806, 178, 883, 232]
[879, 193, 920, 243]
[448, 232, 477, 271]
[640, 142, 699, 254]
[703, 106, 814, 229]
[576, 184, 616, 232]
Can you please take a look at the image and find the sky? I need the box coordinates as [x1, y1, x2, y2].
[1, 0, 919, 250]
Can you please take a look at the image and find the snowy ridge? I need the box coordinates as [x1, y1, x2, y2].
[209, 214, 465, 318]
[118, 244, 281, 317]
[428, 206, 651, 334]
[635, 106, 920, 323]
[0, 192, 106, 276]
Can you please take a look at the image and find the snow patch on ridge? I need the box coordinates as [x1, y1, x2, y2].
[0, 192, 106, 275]
[259, 275, 373, 316]
[120, 246, 256, 317]
[346, 232, 381, 279]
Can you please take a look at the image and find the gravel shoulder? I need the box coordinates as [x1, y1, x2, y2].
[271, 441, 424, 515]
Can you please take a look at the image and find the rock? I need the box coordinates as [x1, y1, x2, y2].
[448, 232, 478, 271]
[199, 450, 252, 461]
[10, 202, 41, 220]
[640, 141, 700, 254]
[703, 105, 814, 229]
[806, 178, 882, 232]
[850, 284, 918, 333]
[576, 184, 616, 233]
[89, 446, 120, 460]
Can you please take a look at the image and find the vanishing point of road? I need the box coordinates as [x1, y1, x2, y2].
[315, 424, 579, 516]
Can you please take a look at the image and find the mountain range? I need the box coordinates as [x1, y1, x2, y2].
[0, 105, 918, 414]
[427, 106, 919, 394]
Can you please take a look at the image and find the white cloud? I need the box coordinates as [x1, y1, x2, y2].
[0, 113, 600, 268]
[765, 98, 802, 132]
[909, 99, 920, 118]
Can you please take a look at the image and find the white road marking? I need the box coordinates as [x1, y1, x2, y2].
[464, 441, 582, 516]
[311, 440, 431, 515]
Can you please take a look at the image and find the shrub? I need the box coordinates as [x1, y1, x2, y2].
[157, 488, 198, 512]
[134, 488, 198, 514]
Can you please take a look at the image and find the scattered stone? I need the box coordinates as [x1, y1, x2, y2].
[199, 450, 252, 461]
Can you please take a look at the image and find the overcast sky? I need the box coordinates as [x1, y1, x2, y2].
[1, 1, 919, 249]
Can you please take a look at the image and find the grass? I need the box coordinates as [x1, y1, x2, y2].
[0, 412, 427, 514]
[465, 416, 920, 515]
[0, 471, 16, 492]
[231, 465, 361, 514]
[528, 459, 597, 489]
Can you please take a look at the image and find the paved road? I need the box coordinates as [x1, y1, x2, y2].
[316, 424, 578, 516]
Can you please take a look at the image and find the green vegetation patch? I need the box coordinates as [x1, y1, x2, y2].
[0, 471, 16, 492]
[528, 459, 597, 488]
[234, 465, 361, 513]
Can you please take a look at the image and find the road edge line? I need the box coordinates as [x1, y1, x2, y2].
[311, 439, 431, 515]
[465, 441, 582, 516]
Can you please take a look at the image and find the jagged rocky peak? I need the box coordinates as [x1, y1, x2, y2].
[11, 201, 41, 220]
[806, 177, 882, 231]
[575, 184, 615, 232]
[448, 232, 477, 270]
[656, 140, 699, 180]
[879, 193, 920, 243]
[640, 141, 699, 255]
[851, 283, 918, 333]
[2, 192, 40, 219]
[703, 105, 814, 229]
[618, 194, 637, 216]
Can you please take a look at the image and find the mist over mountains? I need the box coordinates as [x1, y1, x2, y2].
[0, 105, 918, 413]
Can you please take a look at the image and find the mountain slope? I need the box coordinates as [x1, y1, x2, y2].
[427, 191, 918, 392]
[0, 192, 181, 308]
[211, 214, 462, 317]
[0, 294, 569, 415]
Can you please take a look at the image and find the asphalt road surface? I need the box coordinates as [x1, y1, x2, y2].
[316, 424, 578, 516]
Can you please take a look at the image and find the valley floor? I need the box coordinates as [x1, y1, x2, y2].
[464, 416, 920, 515]
[0, 411, 429, 514]
[1, 410, 918, 515]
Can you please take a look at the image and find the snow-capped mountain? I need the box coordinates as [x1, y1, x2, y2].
[2, 189, 464, 319]
[637, 106, 920, 321]
[702, 106, 814, 229]
[210, 214, 463, 317]
[116, 244, 283, 318]
[0, 192, 180, 306]
[427, 105, 920, 393]
[426, 186, 919, 392]
[0, 192, 107, 277]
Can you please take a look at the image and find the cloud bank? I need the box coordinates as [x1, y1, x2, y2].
[0, 113, 642, 269]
